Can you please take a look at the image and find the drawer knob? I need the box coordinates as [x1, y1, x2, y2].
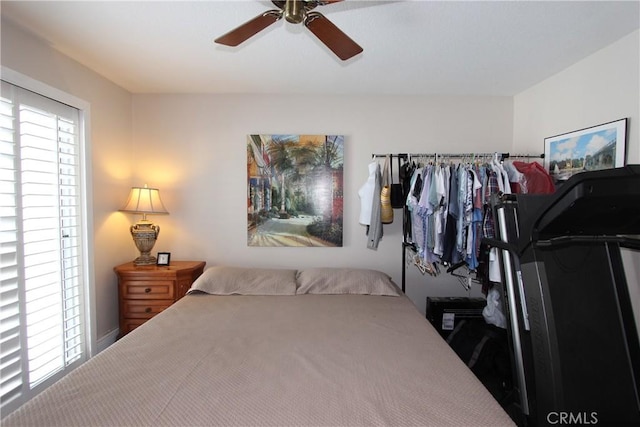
[144, 288, 151, 293]
[145, 307, 152, 313]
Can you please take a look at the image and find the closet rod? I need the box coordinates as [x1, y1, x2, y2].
[371, 152, 544, 159]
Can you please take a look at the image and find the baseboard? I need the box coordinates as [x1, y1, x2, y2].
[96, 328, 119, 353]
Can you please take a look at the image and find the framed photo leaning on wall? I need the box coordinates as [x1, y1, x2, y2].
[544, 118, 627, 184]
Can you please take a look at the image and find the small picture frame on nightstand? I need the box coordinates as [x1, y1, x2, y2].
[156, 252, 171, 266]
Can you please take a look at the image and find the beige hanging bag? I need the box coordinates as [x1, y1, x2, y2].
[380, 155, 394, 224]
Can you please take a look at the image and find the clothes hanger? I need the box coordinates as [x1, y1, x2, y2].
[446, 261, 479, 291]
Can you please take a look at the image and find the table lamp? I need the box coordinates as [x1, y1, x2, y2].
[119, 184, 169, 265]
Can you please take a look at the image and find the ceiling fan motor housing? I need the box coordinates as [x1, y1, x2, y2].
[284, 0, 305, 23]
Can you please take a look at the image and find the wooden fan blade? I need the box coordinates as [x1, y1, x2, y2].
[215, 10, 282, 47]
[304, 12, 362, 60]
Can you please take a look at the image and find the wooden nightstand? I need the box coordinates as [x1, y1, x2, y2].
[115, 260, 206, 337]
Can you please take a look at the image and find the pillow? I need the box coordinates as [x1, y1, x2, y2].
[295, 268, 402, 296]
[188, 266, 297, 296]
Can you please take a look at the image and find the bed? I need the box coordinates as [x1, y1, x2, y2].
[3, 266, 514, 426]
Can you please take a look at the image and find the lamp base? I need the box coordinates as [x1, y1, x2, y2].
[130, 220, 160, 266]
[133, 254, 157, 266]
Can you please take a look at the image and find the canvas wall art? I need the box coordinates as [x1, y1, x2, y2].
[247, 134, 344, 247]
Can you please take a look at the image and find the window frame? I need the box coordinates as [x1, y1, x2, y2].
[1, 66, 96, 413]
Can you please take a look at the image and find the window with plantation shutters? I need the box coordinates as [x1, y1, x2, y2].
[1, 80, 90, 416]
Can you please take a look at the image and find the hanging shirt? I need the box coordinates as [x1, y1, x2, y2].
[503, 160, 527, 193]
[366, 163, 383, 250]
[419, 165, 438, 263]
[456, 165, 468, 258]
[433, 165, 449, 257]
[358, 162, 378, 225]
[497, 161, 511, 195]
[513, 161, 555, 194]
[407, 168, 424, 256]
[441, 165, 459, 264]
[465, 168, 483, 270]
[426, 165, 439, 257]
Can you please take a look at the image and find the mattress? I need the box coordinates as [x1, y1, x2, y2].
[3, 272, 514, 426]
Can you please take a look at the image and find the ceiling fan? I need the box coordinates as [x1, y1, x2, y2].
[214, 0, 363, 61]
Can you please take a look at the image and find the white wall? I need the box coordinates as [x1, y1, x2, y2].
[513, 30, 639, 161]
[1, 19, 135, 341]
[513, 29, 640, 333]
[132, 94, 514, 314]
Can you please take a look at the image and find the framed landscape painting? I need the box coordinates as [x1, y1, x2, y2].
[544, 118, 627, 183]
[247, 134, 344, 247]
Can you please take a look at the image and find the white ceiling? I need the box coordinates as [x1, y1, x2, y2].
[2, 0, 639, 96]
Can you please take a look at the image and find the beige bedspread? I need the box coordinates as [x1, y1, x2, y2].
[3, 294, 514, 426]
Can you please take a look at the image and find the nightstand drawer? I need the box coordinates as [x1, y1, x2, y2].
[122, 299, 173, 318]
[121, 281, 175, 299]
